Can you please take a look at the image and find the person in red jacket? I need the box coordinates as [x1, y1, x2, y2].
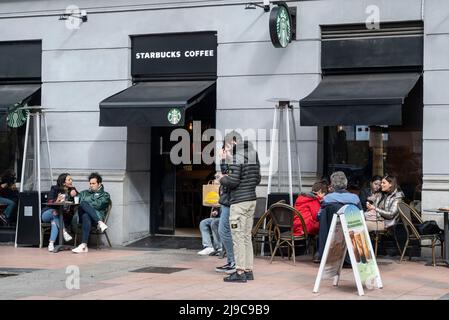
[293, 181, 328, 236]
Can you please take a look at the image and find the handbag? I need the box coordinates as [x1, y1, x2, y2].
[364, 209, 384, 222]
[202, 180, 220, 207]
[417, 220, 443, 236]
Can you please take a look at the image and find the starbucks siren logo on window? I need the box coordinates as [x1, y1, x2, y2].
[167, 108, 182, 125]
[7, 103, 28, 128]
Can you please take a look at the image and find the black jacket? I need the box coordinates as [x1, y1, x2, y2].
[317, 190, 362, 259]
[220, 141, 261, 205]
[218, 160, 231, 207]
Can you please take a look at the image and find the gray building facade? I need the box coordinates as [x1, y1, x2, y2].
[0, 0, 447, 245]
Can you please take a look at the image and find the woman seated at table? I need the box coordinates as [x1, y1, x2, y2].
[359, 175, 382, 212]
[41, 173, 78, 252]
[361, 176, 382, 230]
[366, 175, 404, 232]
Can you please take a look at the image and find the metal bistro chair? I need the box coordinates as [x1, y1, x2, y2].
[40, 213, 73, 248]
[252, 199, 274, 257]
[269, 202, 309, 265]
[398, 201, 423, 224]
[370, 220, 402, 257]
[40, 221, 52, 248]
[369, 204, 404, 257]
[39, 191, 52, 248]
[74, 201, 112, 249]
[397, 202, 443, 266]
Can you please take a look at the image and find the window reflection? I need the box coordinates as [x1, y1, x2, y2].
[324, 124, 422, 202]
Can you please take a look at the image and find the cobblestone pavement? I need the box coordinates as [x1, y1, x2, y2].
[0, 245, 448, 300]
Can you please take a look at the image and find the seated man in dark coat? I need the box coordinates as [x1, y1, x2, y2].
[315, 171, 362, 265]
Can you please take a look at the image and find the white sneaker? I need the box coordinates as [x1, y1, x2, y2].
[48, 243, 54, 252]
[97, 221, 108, 233]
[197, 247, 215, 256]
[72, 243, 88, 254]
[63, 229, 73, 242]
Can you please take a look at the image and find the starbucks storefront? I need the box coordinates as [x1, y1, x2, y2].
[100, 31, 217, 235]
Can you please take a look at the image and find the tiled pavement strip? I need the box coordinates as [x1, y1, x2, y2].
[0, 245, 449, 300]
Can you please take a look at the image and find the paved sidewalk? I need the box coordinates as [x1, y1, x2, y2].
[0, 245, 448, 300]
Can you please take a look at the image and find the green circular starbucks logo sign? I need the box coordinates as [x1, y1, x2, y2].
[269, 3, 292, 48]
[7, 103, 28, 128]
[167, 108, 182, 125]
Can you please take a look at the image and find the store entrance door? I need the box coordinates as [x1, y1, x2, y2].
[150, 127, 176, 235]
[150, 88, 216, 236]
[150, 126, 216, 236]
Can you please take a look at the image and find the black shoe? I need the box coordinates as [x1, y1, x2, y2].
[215, 263, 235, 273]
[245, 271, 254, 280]
[342, 262, 352, 269]
[313, 253, 321, 264]
[210, 249, 223, 256]
[223, 272, 247, 283]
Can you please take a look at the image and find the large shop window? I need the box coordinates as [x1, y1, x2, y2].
[0, 84, 41, 176]
[302, 22, 423, 201]
[322, 77, 423, 202]
[0, 40, 41, 179]
[324, 125, 422, 201]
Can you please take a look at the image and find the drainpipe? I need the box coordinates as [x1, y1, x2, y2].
[421, 0, 425, 21]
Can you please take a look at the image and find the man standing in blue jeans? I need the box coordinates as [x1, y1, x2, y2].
[215, 142, 236, 273]
[220, 132, 261, 283]
[72, 172, 110, 253]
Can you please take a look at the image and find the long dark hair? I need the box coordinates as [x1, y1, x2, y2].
[383, 174, 399, 193]
[56, 173, 70, 191]
[1, 170, 16, 186]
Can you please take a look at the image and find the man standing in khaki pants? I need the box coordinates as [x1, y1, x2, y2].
[220, 131, 261, 283]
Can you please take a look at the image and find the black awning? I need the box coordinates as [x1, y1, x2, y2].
[0, 84, 41, 112]
[300, 73, 421, 126]
[99, 80, 215, 127]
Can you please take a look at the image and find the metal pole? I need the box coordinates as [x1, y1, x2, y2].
[285, 102, 293, 206]
[19, 113, 31, 193]
[290, 104, 302, 193]
[16, 112, 31, 247]
[263, 105, 279, 256]
[43, 111, 53, 185]
[278, 107, 283, 192]
[35, 114, 41, 195]
[267, 106, 279, 198]
[32, 115, 38, 191]
[36, 113, 42, 248]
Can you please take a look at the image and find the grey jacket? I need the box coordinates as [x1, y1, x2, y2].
[374, 189, 404, 228]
